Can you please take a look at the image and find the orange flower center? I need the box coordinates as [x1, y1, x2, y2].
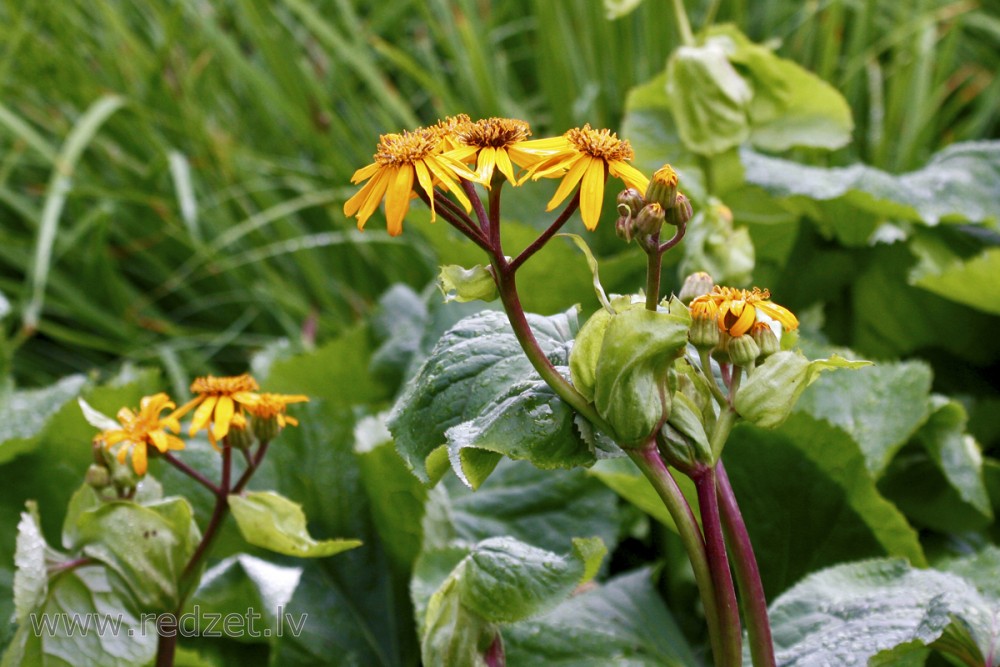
[459, 118, 531, 148]
[373, 129, 439, 166]
[190, 373, 259, 396]
[565, 124, 634, 161]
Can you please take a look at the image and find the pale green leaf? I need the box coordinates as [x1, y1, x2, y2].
[228, 491, 362, 558]
[0, 375, 87, 464]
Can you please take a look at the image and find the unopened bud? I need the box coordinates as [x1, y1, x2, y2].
[679, 272, 714, 304]
[645, 165, 678, 210]
[635, 202, 666, 238]
[252, 414, 280, 444]
[228, 413, 254, 450]
[750, 321, 780, 358]
[689, 316, 720, 350]
[615, 214, 634, 243]
[617, 188, 645, 217]
[85, 464, 111, 490]
[665, 193, 693, 227]
[728, 334, 760, 367]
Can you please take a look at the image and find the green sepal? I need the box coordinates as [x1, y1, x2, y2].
[591, 303, 692, 447]
[438, 264, 499, 303]
[734, 351, 872, 429]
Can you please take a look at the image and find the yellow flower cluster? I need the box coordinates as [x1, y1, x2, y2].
[93, 373, 308, 475]
[690, 286, 799, 338]
[344, 116, 649, 235]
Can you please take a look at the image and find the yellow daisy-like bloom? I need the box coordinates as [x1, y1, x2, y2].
[98, 393, 185, 476]
[343, 126, 482, 236]
[429, 114, 473, 151]
[690, 286, 799, 338]
[176, 374, 260, 448]
[522, 124, 650, 230]
[241, 392, 310, 429]
[450, 117, 559, 185]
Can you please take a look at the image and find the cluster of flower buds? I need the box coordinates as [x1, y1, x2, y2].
[615, 165, 694, 248]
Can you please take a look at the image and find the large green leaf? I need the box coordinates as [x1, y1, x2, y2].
[724, 414, 924, 599]
[354, 413, 427, 571]
[0, 375, 87, 465]
[421, 459, 623, 558]
[708, 24, 852, 152]
[1, 565, 155, 667]
[792, 353, 932, 477]
[389, 308, 599, 487]
[187, 554, 303, 644]
[250, 397, 417, 667]
[228, 491, 362, 558]
[909, 234, 1000, 316]
[742, 141, 1000, 226]
[73, 497, 200, 612]
[917, 397, 992, 518]
[937, 545, 1000, 601]
[504, 568, 698, 667]
[414, 536, 606, 667]
[666, 40, 751, 156]
[12, 503, 54, 626]
[766, 558, 999, 667]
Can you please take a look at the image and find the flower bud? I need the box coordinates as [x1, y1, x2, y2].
[635, 202, 666, 238]
[112, 461, 139, 489]
[645, 165, 678, 210]
[689, 315, 720, 350]
[251, 413, 280, 444]
[617, 188, 645, 217]
[728, 334, 760, 367]
[750, 321, 780, 358]
[615, 214, 634, 243]
[228, 413, 254, 450]
[85, 464, 111, 490]
[665, 193, 693, 227]
[678, 271, 714, 304]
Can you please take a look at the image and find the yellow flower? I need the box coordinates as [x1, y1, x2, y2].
[97, 393, 185, 476]
[522, 124, 650, 230]
[429, 114, 473, 150]
[344, 125, 482, 236]
[450, 117, 557, 185]
[176, 374, 260, 448]
[690, 286, 799, 338]
[241, 392, 310, 429]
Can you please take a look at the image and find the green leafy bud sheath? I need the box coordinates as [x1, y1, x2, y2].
[439, 264, 499, 303]
[590, 304, 691, 447]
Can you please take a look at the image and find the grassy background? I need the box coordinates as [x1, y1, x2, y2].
[3, 0, 996, 389]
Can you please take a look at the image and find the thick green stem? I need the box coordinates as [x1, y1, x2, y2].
[710, 406, 737, 462]
[627, 445, 725, 666]
[717, 462, 776, 667]
[494, 269, 613, 436]
[695, 466, 743, 667]
[645, 244, 662, 311]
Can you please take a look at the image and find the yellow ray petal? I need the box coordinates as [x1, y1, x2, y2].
[731, 304, 757, 337]
[579, 157, 607, 230]
[354, 167, 394, 228]
[546, 155, 590, 212]
[758, 302, 799, 331]
[384, 165, 416, 236]
[190, 395, 218, 436]
[167, 435, 186, 451]
[117, 445, 129, 465]
[413, 159, 436, 221]
[476, 147, 497, 184]
[494, 148, 517, 185]
[149, 429, 169, 453]
[350, 161, 380, 184]
[132, 443, 148, 476]
[212, 395, 235, 442]
[609, 160, 650, 194]
[424, 157, 472, 212]
[170, 397, 202, 421]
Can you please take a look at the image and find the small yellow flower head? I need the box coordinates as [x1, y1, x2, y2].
[691, 286, 799, 338]
[96, 393, 185, 476]
[177, 374, 260, 448]
[454, 117, 548, 185]
[343, 125, 482, 236]
[241, 392, 310, 442]
[646, 165, 679, 210]
[523, 124, 650, 231]
[430, 114, 473, 150]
